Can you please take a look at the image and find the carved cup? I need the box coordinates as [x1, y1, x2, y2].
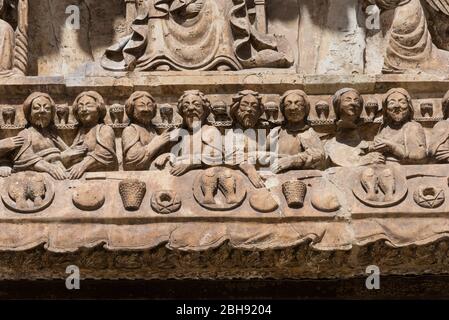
[315, 101, 330, 120]
[211, 101, 228, 122]
[119, 179, 147, 211]
[365, 100, 379, 121]
[282, 180, 307, 208]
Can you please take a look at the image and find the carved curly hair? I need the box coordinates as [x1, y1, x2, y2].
[125, 91, 156, 121]
[177, 90, 211, 120]
[72, 91, 106, 123]
[230, 90, 263, 122]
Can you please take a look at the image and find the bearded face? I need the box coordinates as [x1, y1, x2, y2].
[235, 94, 261, 129]
[134, 96, 156, 126]
[30, 96, 54, 129]
[385, 92, 410, 125]
[180, 94, 206, 131]
[339, 91, 363, 124]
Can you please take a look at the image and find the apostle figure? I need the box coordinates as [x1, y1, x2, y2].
[66, 91, 118, 179]
[370, 88, 426, 164]
[157, 90, 223, 176]
[224, 90, 266, 188]
[325, 88, 386, 167]
[102, 0, 293, 71]
[269, 90, 325, 173]
[13, 92, 68, 180]
[428, 90, 449, 162]
[122, 91, 172, 170]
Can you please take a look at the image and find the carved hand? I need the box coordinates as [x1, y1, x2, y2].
[148, 132, 171, 152]
[170, 163, 193, 176]
[36, 161, 67, 180]
[271, 156, 297, 174]
[68, 161, 90, 180]
[0, 136, 25, 153]
[154, 153, 174, 169]
[61, 145, 88, 165]
[360, 152, 386, 166]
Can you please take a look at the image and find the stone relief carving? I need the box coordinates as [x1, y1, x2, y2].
[101, 0, 293, 71]
[0, 0, 28, 76]
[0, 86, 448, 215]
[370, 0, 449, 74]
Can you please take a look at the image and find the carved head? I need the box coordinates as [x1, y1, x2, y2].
[333, 88, 364, 124]
[280, 90, 310, 123]
[231, 90, 264, 129]
[178, 90, 211, 131]
[382, 88, 413, 125]
[23, 92, 55, 129]
[73, 91, 106, 127]
[442, 90, 449, 119]
[126, 91, 157, 126]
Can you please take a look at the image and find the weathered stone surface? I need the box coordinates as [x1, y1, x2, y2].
[0, 0, 448, 281]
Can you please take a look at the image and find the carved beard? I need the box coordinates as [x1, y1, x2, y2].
[387, 111, 409, 126]
[237, 112, 257, 128]
[32, 116, 51, 129]
[185, 113, 202, 130]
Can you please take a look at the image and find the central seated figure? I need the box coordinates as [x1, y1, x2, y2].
[101, 0, 293, 71]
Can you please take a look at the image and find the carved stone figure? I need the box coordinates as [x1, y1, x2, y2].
[159, 90, 223, 176]
[122, 91, 171, 171]
[428, 91, 449, 163]
[0, 0, 28, 76]
[370, 0, 449, 74]
[101, 0, 293, 71]
[269, 90, 325, 174]
[225, 90, 266, 188]
[67, 91, 118, 179]
[13, 93, 68, 180]
[325, 88, 385, 167]
[370, 88, 427, 164]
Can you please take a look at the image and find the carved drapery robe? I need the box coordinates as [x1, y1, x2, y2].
[70, 124, 118, 172]
[428, 120, 449, 162]
[373, 0, 449, 73]
[267, 126, 325, 170]
[375, 121, 427, 164]
[0, 19, 14, 72]
[13, 127, 63, 171]
[173, 125, 223, 166]
[122, 124, 159, 170]
[102, 0, 293, 71]
[325, 129, 373, 168]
